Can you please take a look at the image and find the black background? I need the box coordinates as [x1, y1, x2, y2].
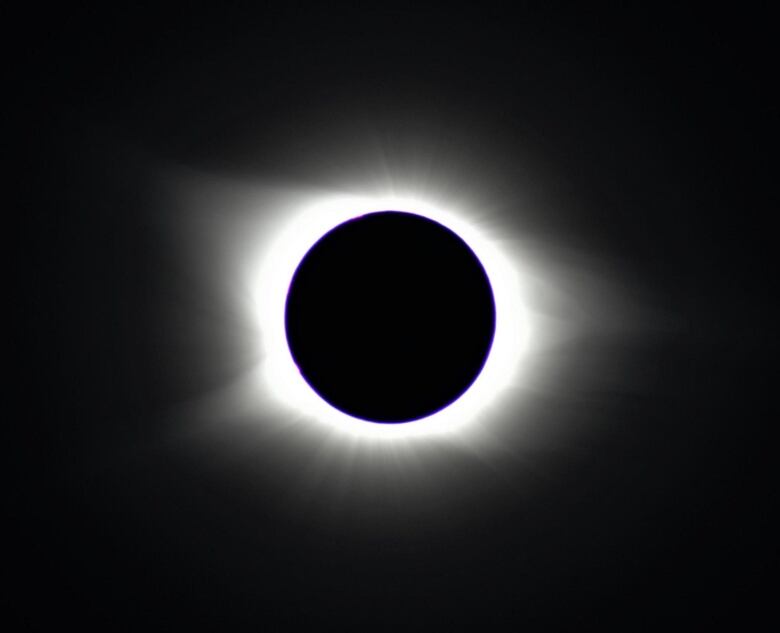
[18, 5, 773, 629]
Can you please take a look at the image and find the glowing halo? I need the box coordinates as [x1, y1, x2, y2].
[251, 193, 530, 441]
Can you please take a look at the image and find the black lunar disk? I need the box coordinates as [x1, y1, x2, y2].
[285, 211, 496, 423]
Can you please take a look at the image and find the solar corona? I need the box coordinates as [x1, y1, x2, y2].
[255, 194, 528, 441]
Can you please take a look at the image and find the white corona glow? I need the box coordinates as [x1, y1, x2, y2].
[251, 193, 530, 441]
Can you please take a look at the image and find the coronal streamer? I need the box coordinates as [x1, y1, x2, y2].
[164, 155, 638, 460]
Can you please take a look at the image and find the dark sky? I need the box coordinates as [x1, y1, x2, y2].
[18, 5, 773, 629]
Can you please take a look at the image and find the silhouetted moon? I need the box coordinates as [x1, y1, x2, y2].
[285, 211, 495, 423]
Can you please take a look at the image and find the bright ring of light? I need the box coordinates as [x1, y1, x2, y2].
[252, 194, 529, 440]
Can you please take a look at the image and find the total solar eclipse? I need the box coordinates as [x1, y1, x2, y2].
[284, 211, 496, 424]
